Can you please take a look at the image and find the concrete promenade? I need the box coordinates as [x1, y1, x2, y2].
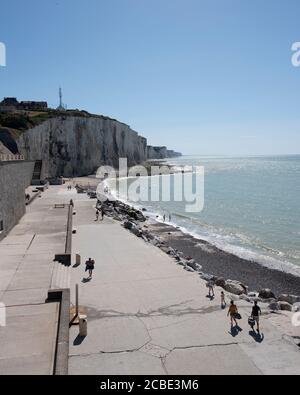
[69, 196, 300, 375]
[1, 183, 299, 375]
[0, 186, 72, 374]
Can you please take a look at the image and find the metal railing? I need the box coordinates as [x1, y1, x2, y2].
[0, 154, 25, 162]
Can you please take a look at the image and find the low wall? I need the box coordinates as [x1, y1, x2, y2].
[0, 160, 35, 240]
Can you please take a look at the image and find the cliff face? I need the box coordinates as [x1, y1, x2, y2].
[147, 146, 182, 160]
[17, 116, 147, 178]
[166, 150, 182, 158]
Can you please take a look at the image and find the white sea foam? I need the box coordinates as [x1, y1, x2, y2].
[102, 156, 300, 279]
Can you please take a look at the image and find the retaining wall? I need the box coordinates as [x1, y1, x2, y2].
[0, 160, 35, 240]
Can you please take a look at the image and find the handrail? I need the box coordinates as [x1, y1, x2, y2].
[0, 154, 25, 161]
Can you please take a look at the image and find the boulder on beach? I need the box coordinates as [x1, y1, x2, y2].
[223, 280, 247, 296]
[248, 292, 259, 298]
[215, 277, 226, 288]
[150, 238, 161, 247]
[124, 220, 134, 230]
[268, 302, 280, 311]
[278, 301, 293, 312]
[159, 245, 171, 254]
[130, 226, 142, 237]
[184, 266, 195, 272]
[200, 273, 216, 282]
[258, 289, 276, 300]
[278, 294, 300, 305]
[185, 259, 202, 272]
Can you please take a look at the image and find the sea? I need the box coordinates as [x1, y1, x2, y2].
[106, 155, 300, 276]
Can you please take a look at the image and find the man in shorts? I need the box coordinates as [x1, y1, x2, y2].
[251, 301, 262, 333]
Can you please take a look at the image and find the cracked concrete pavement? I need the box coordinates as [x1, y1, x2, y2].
[68, 197, 300, 375]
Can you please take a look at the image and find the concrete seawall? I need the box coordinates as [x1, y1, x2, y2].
[0, 160, 35, 241]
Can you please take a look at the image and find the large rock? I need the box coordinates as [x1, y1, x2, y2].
[150, 239, 161, 247]
[200, 273, 216, 282]
[269, 302, 280, 311]
[215, 277, 226, 288]
[185, 259, 202, 272]
[224, 280, 247, 296]
[248, 292, 259, 298]
[159, 246, 172, 254]
[279, 301, 293, 312]
[258, 289, 276, 300]
[278, 294, 300, 305]
[124, 221, 134, 230]
[130, 226, 142, 237]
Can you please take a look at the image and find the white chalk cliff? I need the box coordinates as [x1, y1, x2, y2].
[17, 116, 147, 178]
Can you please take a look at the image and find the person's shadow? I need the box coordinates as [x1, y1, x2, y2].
[229, 325, 243, 337]
[73, 334, 86, 346]
[82, 277, 91, 283]
[249, 330, 264, 343]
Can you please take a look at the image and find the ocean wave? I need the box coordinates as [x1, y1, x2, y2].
[163, 220, 300, 278]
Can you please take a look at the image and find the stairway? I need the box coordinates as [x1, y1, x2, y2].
[32, 160, 42, 183]
[51, 261, 71, 290]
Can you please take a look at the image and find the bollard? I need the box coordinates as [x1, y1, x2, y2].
[79, 314, 87, 337]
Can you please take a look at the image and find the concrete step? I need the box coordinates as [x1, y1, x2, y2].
[51, 262, 71, 290]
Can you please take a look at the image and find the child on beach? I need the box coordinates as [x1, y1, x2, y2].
[228, 300, 239, 327]
[221, 291, 226, 309]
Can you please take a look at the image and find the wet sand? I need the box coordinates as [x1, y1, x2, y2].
[148, 222, 300, 297]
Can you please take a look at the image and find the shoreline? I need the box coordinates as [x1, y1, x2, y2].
[146, 221, 300, 297]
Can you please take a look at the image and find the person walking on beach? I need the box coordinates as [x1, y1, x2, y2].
[228, 300, 239, 327]
[221, 291, 226, 309]
[85, 258, 95, 279]
[163, 214, 166, 222]
[251, 301, 262, 333]
[95, 209, 100, 221]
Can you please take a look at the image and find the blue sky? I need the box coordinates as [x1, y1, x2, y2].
[0, 0, 300, 155]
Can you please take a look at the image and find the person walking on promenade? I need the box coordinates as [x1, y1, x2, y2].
[163, 214, 166, 222]
[251, 301, 262, 333]
[207, 280, 215, 299]
[101, 206, 105, 221]
[85, 258, 95, 279]
[95, 209, 100, 222]
[70, 199, 74, 207]
[228, 300, 239, 327]
[221, 291, 226, 309]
